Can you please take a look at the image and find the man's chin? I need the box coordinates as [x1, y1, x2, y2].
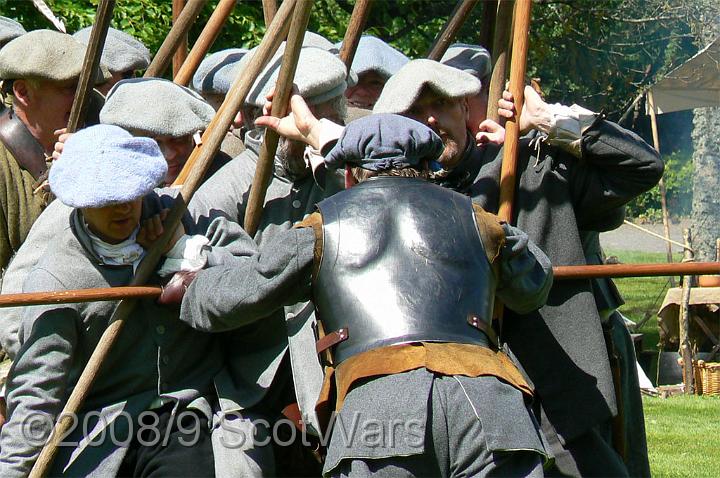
[436, 148, 462, 170]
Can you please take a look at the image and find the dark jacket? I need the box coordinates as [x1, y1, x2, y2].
[441, 117, 663, 442]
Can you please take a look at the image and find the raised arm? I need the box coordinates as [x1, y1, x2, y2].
[499, 86, 663, 230]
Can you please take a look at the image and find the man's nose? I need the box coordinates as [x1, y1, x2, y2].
[113, 202, 132, 214]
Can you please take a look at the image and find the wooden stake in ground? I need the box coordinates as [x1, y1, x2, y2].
[243, 0, 315, 237]
[172, 0, 189, 78]
[174, 0, 237, 86]
[647, 90, 675, 286]
[486, 0, 513, 123]
[144, 0, 208, 78]
[66, 0, 115, 133]
[426, 0, 479, 60]
[28, 3, 296, 475]
[679, 228, 696, 394]
[338, 0, 374, 73]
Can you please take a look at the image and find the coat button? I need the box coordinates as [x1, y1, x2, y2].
[162, 355, 170, 365]
[292, 199, 301, 209]
[156, 325, 166, 335]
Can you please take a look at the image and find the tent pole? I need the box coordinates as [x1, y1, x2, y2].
[647, 90, 676, 287]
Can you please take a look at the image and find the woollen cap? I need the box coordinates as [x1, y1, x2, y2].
[101, 78, 216, 137]
[0, 29, 110, 82]
[301, 31, 338, 53]
[244, 46, 348, 107]
[373, 59, 481, 114]
[440, 43, 492, 80]
[74, 26, 151, 74]
[50, 124, 166, 208]
[336, 35, 408, 79]
[192, 48, 248, 95]
[0, 17, 26, 46]
[325, 113, 444, 171]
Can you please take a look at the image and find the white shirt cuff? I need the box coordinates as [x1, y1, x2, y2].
[538, 103, 596, 157]
[157, 234, 210, 277]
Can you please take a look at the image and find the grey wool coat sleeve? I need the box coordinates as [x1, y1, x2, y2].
[0, 269, 80, 478]
[179, 226, 316, 332]
[497, 223, 553, 315]
[569, 118, 663, 230]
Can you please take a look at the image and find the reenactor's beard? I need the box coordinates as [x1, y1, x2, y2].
[275, 138, 311, 182]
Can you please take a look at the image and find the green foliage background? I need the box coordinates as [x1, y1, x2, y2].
[1, 0, 715, 220]
[1, 0, 706, 117]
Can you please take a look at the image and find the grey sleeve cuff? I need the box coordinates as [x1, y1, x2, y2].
[496, 224, 553, 314]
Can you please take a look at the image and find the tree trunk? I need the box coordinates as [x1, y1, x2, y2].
[689, 12, 720, 262]
[690, 107, 720, 261]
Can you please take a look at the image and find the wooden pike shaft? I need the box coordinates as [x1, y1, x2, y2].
[426, 0, 479, 60]
[243, 0, 314, 237]
[553, 261, 720, 280]
[497, 0, 531, 224]
[338, 0, 374, 72]
[174, 0, 237, 86]
[5, 262, 720, 310]
[144, 0, 208, 78]
[478, 0, 497, 53]
[263, 0, 278, 26]
[0, 287, 162, 308]
[66, 0, 115, 133]
[29, 3, 296, 475]
[486, 0, 513, 123]
[172, 0, 189, 78]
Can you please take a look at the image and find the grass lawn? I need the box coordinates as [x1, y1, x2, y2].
[606, 250, 720, 477]
[643, 395, 720, 477]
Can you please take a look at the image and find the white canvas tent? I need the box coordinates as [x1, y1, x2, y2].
[646, 36, 720, 114]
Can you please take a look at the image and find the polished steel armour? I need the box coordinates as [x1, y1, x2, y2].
[315, 176, 496, 363]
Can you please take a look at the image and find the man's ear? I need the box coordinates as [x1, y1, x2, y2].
[344, 164, 356, 189]
[462, 96, 472, 130]
[12, 79, 31, 108]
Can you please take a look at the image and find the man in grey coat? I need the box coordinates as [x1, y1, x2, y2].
[372, 59, 663, 477]
[0, 125, 243, 476]
[176, 113, 553, 477]
[185, 45, 351, 474]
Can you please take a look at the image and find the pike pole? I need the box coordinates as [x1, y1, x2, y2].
[144, 0, 208, 78]
[66, 0, 115, 133]
[174, 0, 237, 86]
[3, 262, 720, 310]
[426, 0, 479, 60]
[338, 0, 374, 72]
[243, 0, 315, 236]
